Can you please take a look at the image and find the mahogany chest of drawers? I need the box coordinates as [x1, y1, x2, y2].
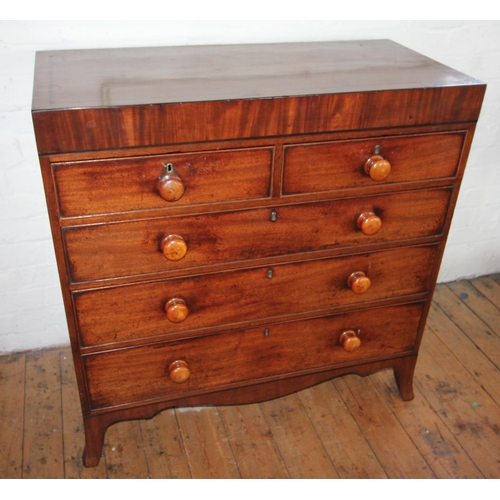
[32, 40, 485, 467]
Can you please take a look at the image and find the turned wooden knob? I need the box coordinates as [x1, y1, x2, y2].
[158, 165, 185, 202]
[168, 360, 191, 383]
[165, 298, 189, 323]
[339, 330, 361, 352]
[347, 271, 371, 294]
[364, 155, 391, 181]
[357, 212, 382, 235]
[161, 234, 187, 261]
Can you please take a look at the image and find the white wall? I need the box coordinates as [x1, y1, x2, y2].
[1, 20, 499, 354]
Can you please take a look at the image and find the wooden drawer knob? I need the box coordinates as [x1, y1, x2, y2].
[165, 298, 189, 323]
[158, 164, 185, 202]
[340, 330, 361, 352]
[347, 271, 371, 294]
[168, 360, 191, 383]
[364, 155, 391, 181]
[357, 212, 382, 235]
[161, 234, 187, 261]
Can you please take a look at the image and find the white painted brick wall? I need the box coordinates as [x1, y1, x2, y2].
[1, 21, 499, 353]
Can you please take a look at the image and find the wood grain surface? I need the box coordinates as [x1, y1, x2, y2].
[63, 188, 450, 283]
[73, 245, 436, 346]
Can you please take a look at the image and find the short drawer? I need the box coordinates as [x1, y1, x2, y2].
[283, 132, 464, 195]
[52, 147, 273, 217]
[83, 302, 424, 409]
[64, 188, 450, 283]
[73, 245, 436, 346]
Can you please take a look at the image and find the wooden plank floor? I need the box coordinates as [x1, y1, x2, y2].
[2, 276, 500, 479]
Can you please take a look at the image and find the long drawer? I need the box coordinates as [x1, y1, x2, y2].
[64, 188, 450, 283]
[283, 132, 464, 195]
[73, 245, 437, 347]
[52, 147, 273, 217]
[83, 302, 424, 410]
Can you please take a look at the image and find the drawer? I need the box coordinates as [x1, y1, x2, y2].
[74, 245, 436, 346]
[64, 188, 450, 282]
[83, 302, 424, 409]
[283, 132, 465, 195]
[52, 147, 273, 217]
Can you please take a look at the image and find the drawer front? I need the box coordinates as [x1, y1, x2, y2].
[74, 245, 436, 346]
[53, 147, 273, 217]
[64, 188, 450, 283]
[283, 132, 464, 195]
[83, 302, 424, 409]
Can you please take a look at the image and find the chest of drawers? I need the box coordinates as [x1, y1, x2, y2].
[32, 40, 485, 467]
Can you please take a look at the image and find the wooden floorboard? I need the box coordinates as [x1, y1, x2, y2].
[334, 375, 435, 478]
[218, 403, 289, 479]
[416, 328, 500, 478]
[176, 407, 240, 479]
[0, 352, 25, 478]
[22, 349, 65, 478]
[298, 381, 387, 478]
[1, 276, 500, 478]
[371, 370, 483, 478]
[139, 409, 192, 479]
[260, 392, 339, 478]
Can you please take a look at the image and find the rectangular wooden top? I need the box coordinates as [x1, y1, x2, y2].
[33, 39, 483, 110]
[32, 40, 486, 153]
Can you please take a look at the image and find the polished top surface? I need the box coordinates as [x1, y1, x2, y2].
[32, 39, 484, 111]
